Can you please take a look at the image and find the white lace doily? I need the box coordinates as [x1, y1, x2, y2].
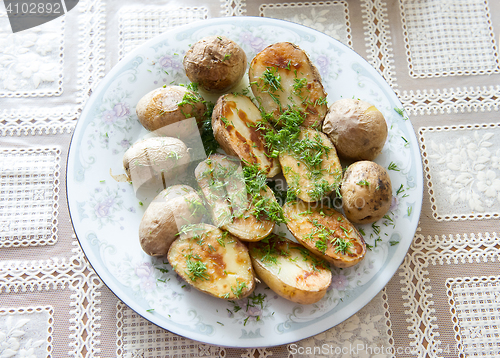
[419, 123, 500, 221]
[0, 147, 61, 247]
[118, 6, 209, 60]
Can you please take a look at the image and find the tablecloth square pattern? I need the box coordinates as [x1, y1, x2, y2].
[254, 0, 397, 88]
[222, 0, 246, 16]
[0, 15, 64, 98]
[0, 255, 98, 357]
[399, 232, 500, 357]
[399, 0, 500, 78]
[259, 1, 352, 48]
[118, 6, 209, 60]
[0, 306, 54, 357]
[0, 147, 60, 247]
[115, 301, 224, 358]
[419, 123, 500, 221]
[371, 0, 500, 116]
[446, 276, 500, 357]
[289, 289, 394, 357]
[0, 0, 105, 136]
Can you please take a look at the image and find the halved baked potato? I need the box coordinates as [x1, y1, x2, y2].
[279, 127, 342, 202]
[194, 154, 277, 241]
[284, 200, 367, 268]
[249, 234, 332, 304]
[212, 93, 280, 177]
[249, 42, 328, 128]
[168, 224, 255, 300]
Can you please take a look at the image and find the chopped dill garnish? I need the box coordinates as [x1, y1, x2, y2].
[260, 67, 282, 92]
[185, 255, 210, 282]
[231, 281, 247, 299]
[356, 179, 370, 186]
[242, 162, 286, 224]
[388, 162, 400, 171]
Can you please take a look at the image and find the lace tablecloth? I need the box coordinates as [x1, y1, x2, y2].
[1, 0, 499, 357]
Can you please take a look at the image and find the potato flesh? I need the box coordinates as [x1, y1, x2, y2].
[222, 186, 275, 242]
[194, 154, 275, 241]
[284, 200, 366, 268]
[249, 235, 331, 304]
[249, 42, 327, 128]
[168, 224, 255, 299]
[279, 128, 342, 202]
[212, 94, 280, 177]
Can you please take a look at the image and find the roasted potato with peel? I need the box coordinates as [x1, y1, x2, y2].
[249, 42, 328, 128]
[322, 98, 388, 161]
[249, 234, 332, 304]
[139, 185, 204, 256]
[122, 136, 190, 191]
[279, 127, 342, 202]
[183, 36, 247, 93]
[194, 154, 279, 241]
[341, 161, 392, 224]
[212, 93, 280, 177]
[168, 224, 255, 300]
[284, 200, 367, 268]
[135, 86, 206, 138]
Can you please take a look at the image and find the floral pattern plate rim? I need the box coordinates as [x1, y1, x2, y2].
[66, 16, 423, 348]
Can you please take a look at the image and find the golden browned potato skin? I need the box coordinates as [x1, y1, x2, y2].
[167, 224, 255, 300]
[249, 42, 327, 128]
[183, 36, 247, 93]
[279, 127, 342, 202]
[284, 200, 366, 268]
[212, 94, 280, 178]
[340, 161, 392, 224]
[135, 86, 206, 137]
[249, 235, 332, 304]
[322, 98, 388, 161]
[139, 185, 203, 256]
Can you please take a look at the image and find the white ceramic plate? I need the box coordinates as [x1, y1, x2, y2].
[67, 16, 423, 348]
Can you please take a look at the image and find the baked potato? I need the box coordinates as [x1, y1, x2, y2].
[135, 86, 206, 138]
[322, 98, 387, 160]
[249, 42, 327, 128]
[122, 136, 190, 191]
[279, 127, 342, 202]
[194, 154, 278, 241]
[340, 161, 392, 224]
[183, 36, 247, 93]
[249, 234, 332, 304]
[138, 185, 204, 256]
[284, 200, 367, 268]
[168, 224, 255, 300]
[212, 93, 280, 177]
